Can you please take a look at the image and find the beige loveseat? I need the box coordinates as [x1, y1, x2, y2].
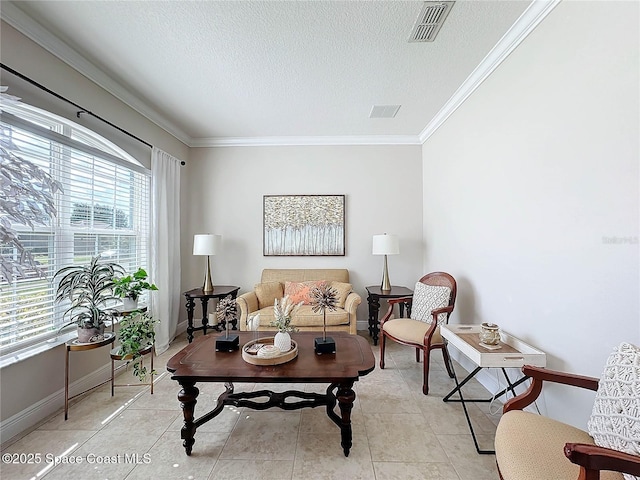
[236, 269, 360, 334]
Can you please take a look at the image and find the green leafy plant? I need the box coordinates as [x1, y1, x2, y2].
[116, 310, 157, 381]
[113, 268, 158, 301]
[53, 255, 124, 330]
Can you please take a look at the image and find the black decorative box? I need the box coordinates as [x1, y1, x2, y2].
[314, 337, 336, 354]
[215, 334, 239, 352]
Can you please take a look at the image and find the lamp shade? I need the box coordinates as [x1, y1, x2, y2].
[372, 234, 399, 255]
[193, 234, 222, 256]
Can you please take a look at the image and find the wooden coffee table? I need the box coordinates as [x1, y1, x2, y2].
[166, 332, 375, 457]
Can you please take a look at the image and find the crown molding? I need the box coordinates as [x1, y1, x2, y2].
[1, 1, 192, 146]
[190, 135, 422, 147]
[2, 0, 559, 150]
[418, 0, 560, 144]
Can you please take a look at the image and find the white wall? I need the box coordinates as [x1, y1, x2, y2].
[422, 0, 639, 428]
[181, 144, 424, 324]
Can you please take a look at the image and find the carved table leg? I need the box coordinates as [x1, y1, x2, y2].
[200, 298, 210, 336]
[178, 380, 199, 455]
[369, 295, 381, 346]
[185, 296, 195, 343]
[336, 381, 356, 457]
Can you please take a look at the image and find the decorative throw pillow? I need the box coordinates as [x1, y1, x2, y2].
[587, 342, 640, 480]
[410, 282, 451, 325]
[254, 281, 284, 309]
[284, 281, 327, 305]
[330, 281, 352, 308]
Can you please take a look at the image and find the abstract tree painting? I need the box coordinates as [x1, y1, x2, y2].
[263, 195, 345, 256]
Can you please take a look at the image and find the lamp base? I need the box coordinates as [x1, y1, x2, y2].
[381, 254, 391, 292]
[202, 255, 214, 293]
[215, 334, 239, 352]
[314, 337, 336, 354]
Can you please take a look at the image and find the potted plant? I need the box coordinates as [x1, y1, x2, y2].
[116, 310, 157, 381]
[270, 295, 302, 353]
[113, 267, 158, 310]
[54, 255, 124, 343]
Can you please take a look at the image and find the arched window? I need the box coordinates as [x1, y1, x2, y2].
[0, 102, 150, 353]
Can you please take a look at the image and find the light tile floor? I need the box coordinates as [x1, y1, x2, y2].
[1, 332, 502, 480]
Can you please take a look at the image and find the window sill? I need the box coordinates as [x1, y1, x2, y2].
[0, 321, 119, 369]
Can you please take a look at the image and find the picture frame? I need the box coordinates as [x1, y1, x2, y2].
[263, 195, 345, 256]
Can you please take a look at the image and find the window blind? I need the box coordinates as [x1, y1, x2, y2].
[0, 104, 150, 354]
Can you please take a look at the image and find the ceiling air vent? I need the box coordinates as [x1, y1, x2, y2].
[409, 1, 455, 42]
[369, 105, 401, 119]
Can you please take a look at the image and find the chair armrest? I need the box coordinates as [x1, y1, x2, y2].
[388, 296, 413, 306]
[523, 365, 599, 390]
[430, 305, 454, 320]
[503, 366, 599, 413]
[236, 292, 258, 330]
[564, 443, 640, 477]
[380, 297, 413, 326]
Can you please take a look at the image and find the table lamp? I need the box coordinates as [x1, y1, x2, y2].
[193, 234, 221, 293]
[372, 233, 399, 293]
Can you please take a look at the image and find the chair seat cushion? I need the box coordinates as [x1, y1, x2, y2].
[495, 410, 623, 480]
[382, 318, 443, 345]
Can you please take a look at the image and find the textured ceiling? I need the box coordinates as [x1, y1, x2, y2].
[3, 1, 534, 145]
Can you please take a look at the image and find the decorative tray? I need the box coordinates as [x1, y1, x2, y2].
[242, 337, 298, 366]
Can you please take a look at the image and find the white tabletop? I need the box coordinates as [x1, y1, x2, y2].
[441, 324, 546, 368]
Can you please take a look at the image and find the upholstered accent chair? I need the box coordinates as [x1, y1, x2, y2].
[495, 342, 640, 480]
[379, 272, 457, 395]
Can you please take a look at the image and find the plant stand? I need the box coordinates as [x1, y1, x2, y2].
[110, 344, 154, 395]
[65, 333, 116, 420]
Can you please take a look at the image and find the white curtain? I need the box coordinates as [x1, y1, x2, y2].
[151, 148, 182, 355]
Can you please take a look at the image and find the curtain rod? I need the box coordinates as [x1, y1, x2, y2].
[1, 63, 153, 149]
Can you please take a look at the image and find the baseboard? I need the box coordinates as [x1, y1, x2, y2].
[1, 362, 112, 446]
[356, 319, 368, 332]
[2, 322, 192, 447]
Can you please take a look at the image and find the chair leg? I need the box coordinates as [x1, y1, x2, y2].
[379, 331, 386, 369]
[415, 348, 420, 363]
[422, 347, 431, 395]
[442, 345, 455, 378]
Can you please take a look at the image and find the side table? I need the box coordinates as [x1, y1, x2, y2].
[440, 324, 546, 454]
[365, 285, 413, 345]
[184, 286, 240, 343]
[65, 333, 116, 420]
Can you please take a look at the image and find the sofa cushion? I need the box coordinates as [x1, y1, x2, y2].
[410, 282, 451, 324]
[330, 281, 352, 308]
[588, 342, 640, 480]
[254, 281, 284, 309]
[284, 281, 326, 305]
[253, 305, 350, 328]
[496, 410, 623, 480]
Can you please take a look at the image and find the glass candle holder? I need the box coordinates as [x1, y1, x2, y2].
[480, 322, 500, 345]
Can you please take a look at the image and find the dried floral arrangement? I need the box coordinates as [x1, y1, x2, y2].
[311, 283, 338, 341]
[270, 295, 302, 333]
[216, 295, 238, 329]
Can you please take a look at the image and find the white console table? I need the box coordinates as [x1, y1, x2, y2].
[441, 324, 546, 454]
